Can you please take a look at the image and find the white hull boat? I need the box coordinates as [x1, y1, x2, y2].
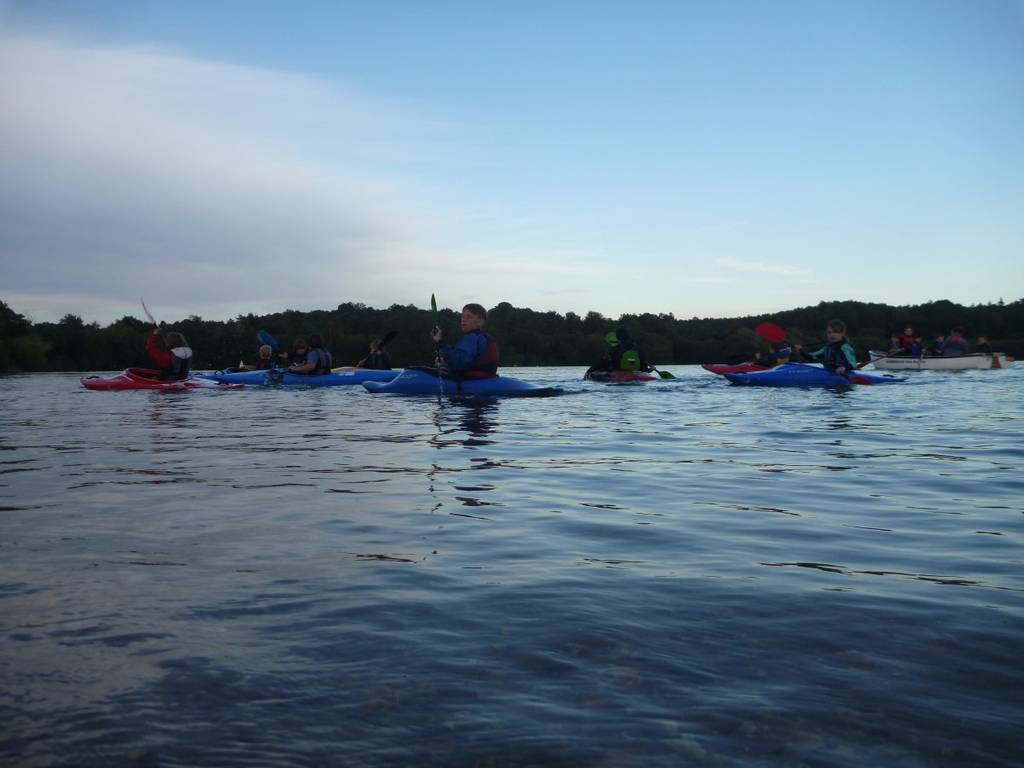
[868, 351, 1011, 371]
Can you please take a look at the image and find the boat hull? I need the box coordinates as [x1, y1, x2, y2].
[701, 363, 770, 375]
[363, 367, 562, 397]
[81, 368, 244, 391]
[584, 370, 658, 382]
[868, 351, 1009, 370]
[724, 363, 906, 388]
[197, 368, 400, 386]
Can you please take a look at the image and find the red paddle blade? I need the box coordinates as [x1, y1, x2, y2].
[755, 322, 786, 343]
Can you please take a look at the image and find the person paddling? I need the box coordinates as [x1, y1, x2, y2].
[753, 340, 792, 367]
[586, 326, 652, 376]
[430, 303, 498, 379]
[795, 319, 857, 376]
[146, 328, 193, 381]
[357, 337, 392, 370]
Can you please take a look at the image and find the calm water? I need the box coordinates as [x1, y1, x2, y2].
[2, 366, 1022, 767]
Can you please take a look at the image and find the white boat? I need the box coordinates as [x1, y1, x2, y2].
[868, 350, 1011, 371]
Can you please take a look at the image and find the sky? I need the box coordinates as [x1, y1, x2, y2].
[1, 0, 1023, 325]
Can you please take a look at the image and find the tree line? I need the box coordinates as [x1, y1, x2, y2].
[2, 297, 1022, 373]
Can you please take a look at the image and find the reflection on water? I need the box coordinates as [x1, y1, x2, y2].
[431, 399, 499, 449]
[0, 368, 1022, 766]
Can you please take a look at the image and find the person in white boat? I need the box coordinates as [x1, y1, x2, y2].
[940, 327, 969, 356]
[975, 336, 992, 353]
[896, 326, 918, 354]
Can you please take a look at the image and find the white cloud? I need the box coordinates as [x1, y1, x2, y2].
[0, 32, 468, 323]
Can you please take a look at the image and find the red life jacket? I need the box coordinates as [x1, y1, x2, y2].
[461, 334, 499, 379]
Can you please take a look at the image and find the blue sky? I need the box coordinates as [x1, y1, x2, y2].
[2, 0, 1022, 325]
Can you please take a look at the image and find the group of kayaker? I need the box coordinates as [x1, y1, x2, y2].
[143, 303, 990, 385]
[144, 303, 495, 382]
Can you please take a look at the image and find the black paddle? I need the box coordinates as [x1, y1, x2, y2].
[430, 294, 445, 398]
[140, 298, 158, 329]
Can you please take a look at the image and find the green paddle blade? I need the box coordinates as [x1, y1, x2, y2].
[656, 369, 676, 379]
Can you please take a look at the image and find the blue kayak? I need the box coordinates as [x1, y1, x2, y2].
[724, 363, 906, 388]
[362, 367, 562, 397]
[198, 368, 400, 387]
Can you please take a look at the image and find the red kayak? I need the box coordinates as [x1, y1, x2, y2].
[81, 368, 244, 391]
[584, 370, 659, 382]
[701, 363, 770, 376]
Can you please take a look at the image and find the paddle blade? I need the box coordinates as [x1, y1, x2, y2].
[380, 330, 398, 347]
[657, 369, 676, 379]
[755, 322, 786, 343]
[257, 329, 280, 352]
[430, 294, 437, 317]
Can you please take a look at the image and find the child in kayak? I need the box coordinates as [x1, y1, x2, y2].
[795, 319, 856, 375]
[146, 328, 193, 380]
[430, 303, 498, 379]
[254, 345, 275, 370]
[753, 340, 792, 367]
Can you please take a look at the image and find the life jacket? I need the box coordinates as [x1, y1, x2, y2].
[162, 347, 192, 381]
[460, 332, 499, 380]
[311, 347, 333, 375]
[619, 349, 642, 371]
[820, 340, 854, 372]
[942, 334, 968, 356]
[611, 341, 644, 371]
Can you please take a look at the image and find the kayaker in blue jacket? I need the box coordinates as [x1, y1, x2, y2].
[430, 303, 498, 379]
[795, 319, 857, 375]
